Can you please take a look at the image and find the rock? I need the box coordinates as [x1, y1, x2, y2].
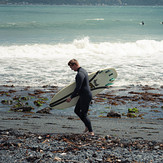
[10, 106, 34, 112]
[127, 113, 137, 118]
[107, 111, 121, 118]
[54, 156, 62, 161]
[26, 156, 40, 162]
[20, 96, 29, 101]
[1, 100, 13, 105]
[36, 107, 51, 114]
[34, 100, 45, 107]
[154, 146, 160, 150]
[34, 90, 45, 95]
[105, 135, 111, 140]
[0, 129, 163, 163]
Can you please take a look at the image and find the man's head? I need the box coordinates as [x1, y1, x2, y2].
[68, 59, 80, 71]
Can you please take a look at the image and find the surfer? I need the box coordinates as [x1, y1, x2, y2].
[141, 21, 144, 25]
[66, 59, 94, 136]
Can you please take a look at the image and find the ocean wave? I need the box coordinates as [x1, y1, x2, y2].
[0, 21, 66, 29]
[85, 18, 104, 21]
[0, 21, 39, 29]
[0, 38, 162, 59]
[0, 37, 162, 87]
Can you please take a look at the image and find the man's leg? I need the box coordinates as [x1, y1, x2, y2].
[79, 97, 93, 133]
[74, 97, 94, 134]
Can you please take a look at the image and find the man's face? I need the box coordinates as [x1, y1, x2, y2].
[70, 64, 78, 71]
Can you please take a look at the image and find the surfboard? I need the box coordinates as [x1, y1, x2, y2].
[49, 68, 117, 109]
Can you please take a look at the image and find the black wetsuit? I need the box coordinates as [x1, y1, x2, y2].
[71, 67, 93, 132]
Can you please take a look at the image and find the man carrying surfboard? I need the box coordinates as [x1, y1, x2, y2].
[66, 59, 94, 136]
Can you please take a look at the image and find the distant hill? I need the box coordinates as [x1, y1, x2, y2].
[0, 0, 163, 5]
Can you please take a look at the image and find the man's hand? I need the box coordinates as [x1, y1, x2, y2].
[66, 97, 72, 103]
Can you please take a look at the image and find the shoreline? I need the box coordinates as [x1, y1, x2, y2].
[0, 85, 163, 162]
[0, 84, 163, 141]
[0, 111, 163, 142]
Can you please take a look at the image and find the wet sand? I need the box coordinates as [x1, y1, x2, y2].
[0, 111, 162, 142]
[0, 84, 163, 142]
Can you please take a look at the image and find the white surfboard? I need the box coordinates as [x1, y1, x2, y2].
[49, 68, 117, 109]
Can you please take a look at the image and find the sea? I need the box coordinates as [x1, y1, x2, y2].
[0, 5, 163, 118]
[0, 5, 163, 88]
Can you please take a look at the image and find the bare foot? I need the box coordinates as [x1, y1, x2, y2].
[88, 132, 94, 136]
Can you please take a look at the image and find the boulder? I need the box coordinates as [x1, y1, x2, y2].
[36, 107, 51, 114]
[10, 106, 34, 112]
[107, 111, 121, 118]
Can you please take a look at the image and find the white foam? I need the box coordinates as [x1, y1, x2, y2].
[1, 38, 162, 58]
[85, 18, 104, 21]
[0, 38, 163, 87]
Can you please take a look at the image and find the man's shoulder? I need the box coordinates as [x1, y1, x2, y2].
[79, 67, 87, 73]
[77, 67, 87, 77]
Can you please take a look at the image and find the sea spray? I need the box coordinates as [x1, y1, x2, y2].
[0, 38, 163, 86]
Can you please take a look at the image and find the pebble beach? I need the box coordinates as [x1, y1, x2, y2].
[0, 84, 163, 162]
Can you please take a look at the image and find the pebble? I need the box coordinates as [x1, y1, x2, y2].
[0, 129, 162, 163]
